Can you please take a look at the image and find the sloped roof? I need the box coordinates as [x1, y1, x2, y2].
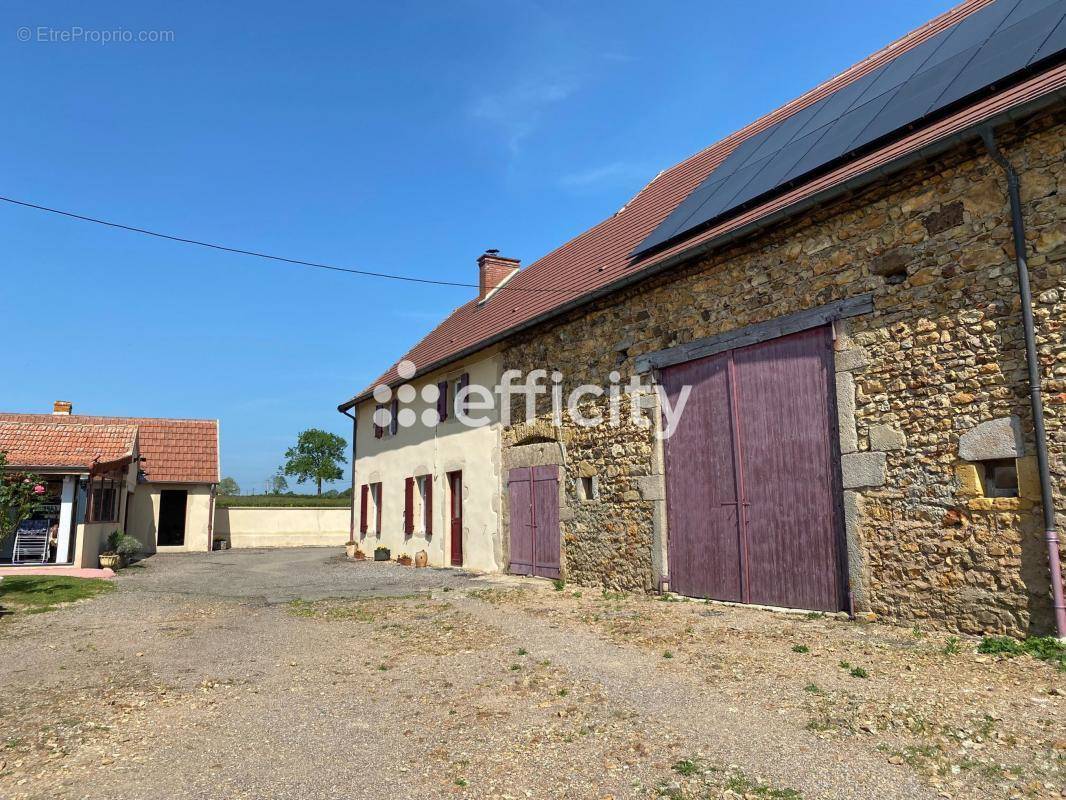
[341, 0, 1066, 407]
[0, 414, 219, 483]
[0, 421, 137, 470]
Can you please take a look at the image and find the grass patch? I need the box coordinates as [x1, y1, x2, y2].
[978, 635, 1066, 668]
[791, 644, 810, 653]
[942, 636, 961, 655]
[672, 758, 701, 777]
[724, 771, 801, 798]
[0, 576, 113, 615]
[551, 578, 566, 591]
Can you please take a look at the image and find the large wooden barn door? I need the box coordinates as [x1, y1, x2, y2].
[661, 326, 844, 612]
[508, 466, 560, 579]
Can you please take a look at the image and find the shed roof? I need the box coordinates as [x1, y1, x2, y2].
[0, 414, 219, 484]
[0, 421, 138, 471]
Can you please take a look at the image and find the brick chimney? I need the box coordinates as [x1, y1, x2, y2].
[477, 249, 520, 304]
[53, 400, 73, 415]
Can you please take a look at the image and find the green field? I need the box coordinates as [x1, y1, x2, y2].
[215, 494, 350, 508]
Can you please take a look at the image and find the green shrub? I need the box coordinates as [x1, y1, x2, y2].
[105, 529, 141, 557]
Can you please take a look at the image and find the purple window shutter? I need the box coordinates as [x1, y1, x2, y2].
[360, 485, 369, 533]
[374, 404, 383, 439]
[458, 373, 470, 416]
[437, 380, 448, 421]
[404, 477, 414, 535]
[390, 398, 399, 435]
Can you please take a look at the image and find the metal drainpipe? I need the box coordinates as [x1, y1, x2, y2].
[339, 407, 357, 546]
[981, 127, 1066, 640]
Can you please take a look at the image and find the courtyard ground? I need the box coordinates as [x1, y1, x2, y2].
[0, 548, 1061, 800]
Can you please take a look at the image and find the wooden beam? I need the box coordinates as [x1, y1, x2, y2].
[635, 293, 874, 374]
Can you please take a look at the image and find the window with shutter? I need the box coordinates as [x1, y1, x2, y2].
[374, 482, 382, 533]
[422, 475, 433, 535]
[360, 485, 369, 533]
[389, 398, 399, 436]
[404, 477, 414, 535]
[374, 404, 384, 439]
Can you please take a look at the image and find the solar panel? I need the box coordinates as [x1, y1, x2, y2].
[633, 0, 1066, 257]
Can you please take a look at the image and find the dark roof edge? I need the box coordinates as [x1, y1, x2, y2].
[338, 88, 1066, 412]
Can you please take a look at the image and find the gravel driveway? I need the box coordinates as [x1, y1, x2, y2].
[0, 549, 1061, 800]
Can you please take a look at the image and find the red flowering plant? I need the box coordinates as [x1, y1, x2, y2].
[0, 451, 48, 547]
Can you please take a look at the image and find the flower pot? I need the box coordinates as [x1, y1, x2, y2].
[414, 550, 428, 568]
[396, 556, 413, 567]
[345, 543, 358, 559]
[99, 553, 123, 570]
[354, 550, 366, 560]
[374, 548, 391, 562]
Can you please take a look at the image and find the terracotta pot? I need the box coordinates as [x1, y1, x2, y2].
[414, 550, 428, 568]
[345, 543, 358, 559]
[99, 553, 123, 570]
[354, 550, 366, 560]
[397, 556, 413, 567]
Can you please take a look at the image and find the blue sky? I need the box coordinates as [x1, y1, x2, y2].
[0, 0, 953, 493]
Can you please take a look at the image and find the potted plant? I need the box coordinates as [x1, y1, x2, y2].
[345, 542, 366, 560]
[396, 552, 412, 567]
[99, 529, 141, 570]
[373, 545, 390, 562]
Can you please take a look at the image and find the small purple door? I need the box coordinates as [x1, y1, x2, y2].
[661, 326, 844, 612]
[508, 466, 561, 579]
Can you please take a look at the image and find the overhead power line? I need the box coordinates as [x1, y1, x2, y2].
[0, 195, 574, 294]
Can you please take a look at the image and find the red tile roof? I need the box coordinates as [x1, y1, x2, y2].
[343, 0, 1065, 407]
[0, 421, 137, 470]
[0, 414, 219, 484]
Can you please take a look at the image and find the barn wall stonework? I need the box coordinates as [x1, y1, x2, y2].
[500, 109, 1066, 636]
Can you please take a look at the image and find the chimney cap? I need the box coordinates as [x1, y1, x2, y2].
[484, 248, 500, 255]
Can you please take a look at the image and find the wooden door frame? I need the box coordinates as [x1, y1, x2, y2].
[447, 470, 463, 566]
[654, 307, 856, 612]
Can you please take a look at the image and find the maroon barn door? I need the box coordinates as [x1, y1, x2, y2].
[448, 471, 463, 566]
[507, 466, 561, 579]
[661, 326, 844, 612]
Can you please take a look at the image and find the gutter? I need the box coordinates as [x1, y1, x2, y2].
[338, 87, 1066, 411]
[980, 127, 1065, 641]
[338, 406, 357, 545]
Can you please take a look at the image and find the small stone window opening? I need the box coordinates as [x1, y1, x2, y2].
[981, 459, 1018, 498]
[578, 475, 598, 501]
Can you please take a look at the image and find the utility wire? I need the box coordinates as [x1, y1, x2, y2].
[0, 195, 576, 294]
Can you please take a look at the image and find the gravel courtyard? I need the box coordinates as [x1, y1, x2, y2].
[0, 549, 1061, 800]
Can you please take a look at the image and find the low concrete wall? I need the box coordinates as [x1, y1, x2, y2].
[214, 507, 350, 549]
[74, 522, 115, 569]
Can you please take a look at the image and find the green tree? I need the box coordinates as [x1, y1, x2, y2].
[217, 476, 240, 496]
[0, 451, 47, 546]
[266, 470, 289, 495]
[282, 429, 347, 495]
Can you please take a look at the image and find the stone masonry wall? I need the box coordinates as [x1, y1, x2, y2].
[500, 109, 1066, 636]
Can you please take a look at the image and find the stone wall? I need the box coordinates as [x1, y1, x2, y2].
[500, 109, 1065, 636]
